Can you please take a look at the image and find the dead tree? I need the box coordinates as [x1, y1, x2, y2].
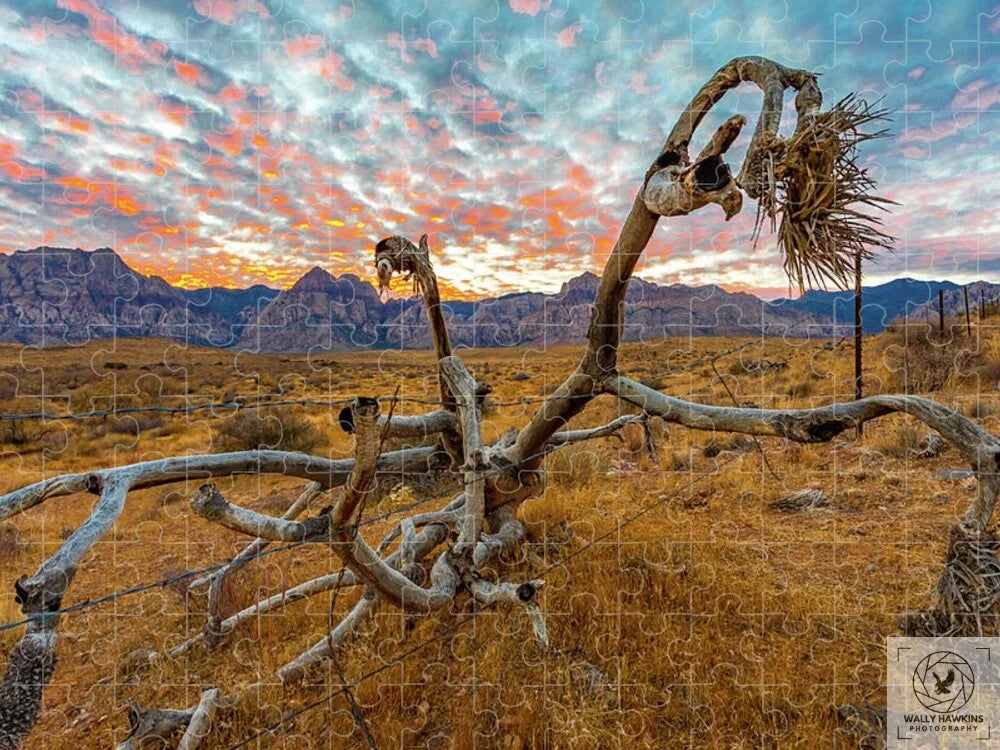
[1, 56, 998, 747]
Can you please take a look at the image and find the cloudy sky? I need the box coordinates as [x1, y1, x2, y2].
[0, 0, 996, 299]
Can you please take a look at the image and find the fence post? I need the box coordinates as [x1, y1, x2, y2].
[964, 286, 971, 336]
[854, 251, 863, 437]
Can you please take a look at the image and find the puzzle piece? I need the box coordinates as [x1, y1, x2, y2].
[0, 1, 996, 748]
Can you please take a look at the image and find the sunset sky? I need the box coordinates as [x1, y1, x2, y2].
[0, 0, 996, 299]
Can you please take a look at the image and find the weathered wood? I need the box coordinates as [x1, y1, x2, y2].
[16, 473, 133, 615]
[170, 504, 463, 657]
[0, 446, 447, 522]
[198, 483, 320, 646]
[270, 519, 455, 682]
[0, 626, 56, 750]
[116, 701, 194, 750]
[339, 408, 456, 438]
[607, 375, 1000, 532]
[439, 355, 486, 556]
[374, 235, 465, 465]
[191, 480, 322, 593]
[189, 484, 330, 542]
[511, 57, 822, 465]
[642, 114, 745, 219]
[545, 414, 644, 449]
[177, 687, 220, 750]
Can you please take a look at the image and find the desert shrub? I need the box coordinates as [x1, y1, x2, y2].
[0, 525, 20, 558]
[664, 449, 691, 472]
[109, 415, 166, 436]
[214, 409, 323, 453]
[964, 399, 999, 420]
[546, 444, 609, 487]
[0, 374, 18, 401]
[701, 434, 754, 458]
[870, 420, 922, 459]
[786, 379, 815, 399]
[977, 359, 1000, 387]
[621, 422, 646, 455]
[878, 329, 977, 392]
[0, 421, 38, 447]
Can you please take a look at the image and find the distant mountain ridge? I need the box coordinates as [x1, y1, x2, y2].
[0, 247, 995, 352]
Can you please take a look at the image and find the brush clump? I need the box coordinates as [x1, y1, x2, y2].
[753, 95, 896, 291]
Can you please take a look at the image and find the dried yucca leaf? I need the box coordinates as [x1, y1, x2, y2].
[753, 94, 896, 291]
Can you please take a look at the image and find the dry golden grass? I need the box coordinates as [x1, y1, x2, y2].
[0, 321, 998, 747]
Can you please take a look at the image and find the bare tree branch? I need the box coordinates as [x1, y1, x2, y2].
[189, 483, 331, 542]
[439, 355, 486, 560]
[607, 376, 1000, 533]
[545, 414, 644, 449]
[177, 688, 220, 750]
[511, 56, 823, 464]
[0, 447, 446, 522]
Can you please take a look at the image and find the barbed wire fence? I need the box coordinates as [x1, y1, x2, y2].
[0, 336, 849, 425]
[0, 335, 847, 745]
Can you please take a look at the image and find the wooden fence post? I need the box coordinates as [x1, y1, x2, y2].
[964, 287, 971, 336]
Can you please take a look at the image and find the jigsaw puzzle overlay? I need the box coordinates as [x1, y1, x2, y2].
[0, 1, 997, 748]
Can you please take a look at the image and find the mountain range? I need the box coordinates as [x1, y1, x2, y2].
[0, 247, 993, 352]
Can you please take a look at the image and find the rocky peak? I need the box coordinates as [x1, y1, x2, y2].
[289, 266, 337, 293]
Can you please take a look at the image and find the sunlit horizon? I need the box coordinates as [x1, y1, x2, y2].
[0, 1, 996, 299]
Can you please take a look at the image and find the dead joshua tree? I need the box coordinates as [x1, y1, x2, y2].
[1, 56, 999, 747]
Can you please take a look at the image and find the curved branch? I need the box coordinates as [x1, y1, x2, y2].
[16, 472, 132, 615]
[189, 484, 331, 542]
[190, 480, 322, 593]
[606, 375, 1000, 532]
[0, 446, 446, 522]
[511, 57, 822, 466]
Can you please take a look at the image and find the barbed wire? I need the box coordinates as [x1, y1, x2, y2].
[0, 335, 851, 426]
[0, 441, 562, 634]
[0, 394, 582, 424]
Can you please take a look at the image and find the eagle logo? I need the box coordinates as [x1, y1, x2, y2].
[912, 651, 975, 713]
[933, 669, 955, 695]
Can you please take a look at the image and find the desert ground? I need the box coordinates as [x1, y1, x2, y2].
[1, 319, 998, 748]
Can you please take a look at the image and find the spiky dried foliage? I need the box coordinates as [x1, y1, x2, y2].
[374, 234, 434, 297]
[754, 95, 896, 291]
[901, 526, 1000, 636]
[769, 488, 830, 512]
[934, 527, 1000, 635]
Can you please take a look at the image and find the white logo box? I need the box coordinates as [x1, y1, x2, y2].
[888, 637, 1000, 748]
